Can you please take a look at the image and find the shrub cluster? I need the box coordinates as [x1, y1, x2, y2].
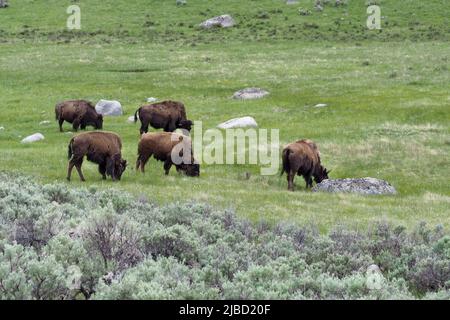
[0, 173, 448, 300]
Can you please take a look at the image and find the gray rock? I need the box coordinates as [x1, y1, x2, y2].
[217, 116, 258, 129]
[39, 120, 51, 125]
[95, 99, 123, 116]
[232, 88, 270, 100]
[200, 14, 235, 29]
[21, 133, 45, 143]
[314, 103, 328, 108]
[286, 0, 299, 4]
[312, 177, 397, 195]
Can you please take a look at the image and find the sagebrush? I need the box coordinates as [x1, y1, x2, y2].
[0, 173, 448, 299]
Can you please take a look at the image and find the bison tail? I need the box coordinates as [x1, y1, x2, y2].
[281, 148, 291, 176]
[68, 139, 74, 160]
[134, 108, 140, 123]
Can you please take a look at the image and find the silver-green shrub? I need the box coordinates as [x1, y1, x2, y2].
[0, 173, 448, 300]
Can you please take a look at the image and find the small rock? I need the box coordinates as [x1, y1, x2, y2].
[147, 97, 158, 103]
[232, 88, 270, 100]
[39, 120, 51, 125]
[0, 126, 4, 130]
[286, 0, 299, 4]
[95, 99, 123, 116]
[314, 103, 328, 108]
[312, 177, 397, 195]
[127, 116, 136, 123]
[218, 116, 258, 129]
[176, 0, 187, 5]
[199, 15, 235, 29]
[21, 133, 45, 143]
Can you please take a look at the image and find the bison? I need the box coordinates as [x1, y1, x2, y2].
[55, 100, 103, 132]
[67, 131, 127, 182]
[281, 139, 330, 191]
[136, 132, 199, 177]
[134, 100, 193, 135]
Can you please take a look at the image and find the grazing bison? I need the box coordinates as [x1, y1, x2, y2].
[55, 100, 103, 132]
[67, 131, 127, 182]
[281, 139, 330, 191]
[134, 100, 193, 134]
[136, 132, 199, 177]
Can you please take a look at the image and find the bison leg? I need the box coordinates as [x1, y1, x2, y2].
[163, 159, 173, 175]
[99, 163, 107, 180]
[137, 153, 151, 173]
[106, 157, 116, 181]
[304, 175, 313, 189]
[287, 171, 295, 191]
[72, 119, 80, 132]
[67, 162, 75, 181]
[140, 121, 149, 135]
[58, 119, 64, 132]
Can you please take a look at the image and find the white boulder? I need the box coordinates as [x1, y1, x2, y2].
[21, 133, 44, 143]
[232, 88, 270, 100]
[147, 97, 158, 103]
[95, 99, 123, 116]
[200, 15, 235, 29]
[217, 116, 258, 129]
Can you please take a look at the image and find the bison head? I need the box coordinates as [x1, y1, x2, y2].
[115, 159, 127, 180]
[96, 114, 104, 130]
[314, 166, 330, 184]
[178, 120, 193, 131]
[178, 163, 200, 177]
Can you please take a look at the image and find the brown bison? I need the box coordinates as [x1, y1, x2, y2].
[55, 100, 103, 132]
[67, 131, 127, 182]
[134, 100, 193, 135]
[136, 132, 199, 177]
[281, 139, 330, 191]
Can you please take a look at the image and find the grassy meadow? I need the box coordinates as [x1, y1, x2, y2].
[0, 0, 449, 231]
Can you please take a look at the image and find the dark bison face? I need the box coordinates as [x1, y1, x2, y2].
[314, 166, 330, 184]
[179, 163, 200, 177]
[115, 159, 127, 180]
[178, 120, 193, 131]
[96, 114, 103, 130]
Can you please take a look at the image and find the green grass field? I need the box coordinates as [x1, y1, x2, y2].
[0, 0, 449, 231]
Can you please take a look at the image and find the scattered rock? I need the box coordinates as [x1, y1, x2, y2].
[127, 116, 136, 123]
[147, 97, 158, 103]
[314, 103, 328, 108]
[39, 120, 51, 125]
[313, 178, 397, 195]
[21, 133, 45, 144]
[217, 116, 258, 129]
[286, 0, 299, 4]
[0, 0, 8, 9]
[232, 88, 270, 100]
[176, 0, 187, 6]
[95, 99, 123, 116]
[199, 15, 235, 29]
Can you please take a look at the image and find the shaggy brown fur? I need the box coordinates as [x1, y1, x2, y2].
[67, 132, 127, 182]
[55, 100, 103, 132]
[281, 139, 329, 191]
[136, 132, 199, 177]
[134, 100, 192, 134]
